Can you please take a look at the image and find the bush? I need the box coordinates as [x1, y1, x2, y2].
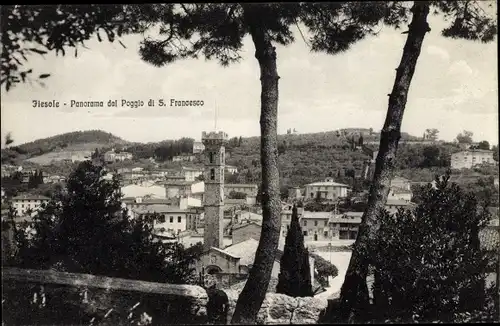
[369, 172, 494, 323]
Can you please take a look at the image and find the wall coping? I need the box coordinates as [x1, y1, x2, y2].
[2, 267, 207, 299]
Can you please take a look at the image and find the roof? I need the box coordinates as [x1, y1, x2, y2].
[164, 180, 195, 186]
[479, 227, 499, 252]
[222, 238, 262, 266]
[452, 149, 493, 154]
[306, 181, 350, 187]
[133, 205, 187, 214]
[385, 199, 414, 206]
[11, 194, 50, 201]
[390, 186, 413, 194]
[329, 212, 363, 224]
[225, 183, 258, 188]
[232, 221, 262, 231]
[210, 247, 241, 260]
[238, 211, 262, 221]
[302, 211, 333, 219]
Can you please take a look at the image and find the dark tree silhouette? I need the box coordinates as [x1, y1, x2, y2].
[276, 205, 312, 297]
[339, 1, 497, 322]
[9, 161, 198, 285]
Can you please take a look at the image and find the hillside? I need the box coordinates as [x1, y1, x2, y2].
[1, 130, 131, 165]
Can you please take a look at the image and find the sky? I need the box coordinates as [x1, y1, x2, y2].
[1, 6, 498, 147]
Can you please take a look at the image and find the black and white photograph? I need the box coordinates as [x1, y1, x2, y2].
[1, 2, 498, 324]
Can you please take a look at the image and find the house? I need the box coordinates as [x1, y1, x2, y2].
[451, 150, 495, 169]
[172, 154, 196, 162]
[225, 165, 238, 174]
[301, 211, 333, 241]
[10, 194, 50, 217]
[192, 141, 205, 154]
[164, 180, 204, 199]
[182, 166, 204, 181]
[388, 186, 413, 202]
[133, 205, 191, 236]
[391, 176, 412, 191]
[104, 150, 133, 163]
[329, 212, 363, 240]
[304, 178, 350, 201]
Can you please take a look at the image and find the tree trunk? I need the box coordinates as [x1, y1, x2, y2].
[339, 1, 431, 322]
[231, 5, 282, 325]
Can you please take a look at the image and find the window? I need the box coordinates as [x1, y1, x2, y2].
[209, 152, 214, 163]
[170, 216, 174, 223]
[221, 152, 224, 163]
[324, 231, 328, 238]
[287, 225, 290, 230]
[324, 221, 328, 227]
[178, 216, 181, 223]
[303, 230, 308, 236]
[210, 255, 217, 264]
[303, 220, 307, 226]
[286, 215, 290, 220]
[314, 221, 318, 226]
[159, 214, 166, 223]
[210, 169, 215, 180]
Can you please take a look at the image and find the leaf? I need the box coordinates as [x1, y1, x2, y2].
[30, 48, 48, 55]
[39, 74, 51, 79]
[97, 32, 102, 42]
[119, 40, 127, 49]
[74, 48, 78, 58]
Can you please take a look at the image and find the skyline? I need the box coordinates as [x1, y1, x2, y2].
[1, 11, 498, 146]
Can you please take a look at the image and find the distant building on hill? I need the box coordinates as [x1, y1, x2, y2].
[304, 178, 350, 201]
[172, 153, 196, 162]
[450, 150, 495, 169]
[104, 150, 133, 163]
[10, 194, 50, 217]
[192, 141, 205, 154]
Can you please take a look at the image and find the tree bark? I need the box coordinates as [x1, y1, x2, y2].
[231, 5, 282, 325]
[339, 1, 431, 322]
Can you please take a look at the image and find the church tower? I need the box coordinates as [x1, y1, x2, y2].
[202, 131, 228, 250]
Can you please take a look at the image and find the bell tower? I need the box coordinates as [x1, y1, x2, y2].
[202, 131, 228, 250]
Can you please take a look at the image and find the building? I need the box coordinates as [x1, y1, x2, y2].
[182, 166, 204, 182]
[193, 141, 205, 154]
[225, 165, 238, 174]
[164, 180, 204, 199]
[391, 176, 412, 191]
[172, 153, 196, 162]
[232, 221, 262, 245]
[388, 186, 413, 202]
[10, 194, 50, 217]
[304, 178, 350, 201]
[202, 130, 228, 250]
[329, 212, 363, 240]
[121, 184, 166, 200]
[133, 205, 190, 236]
[104, 150, 133, 163]
[301, 211, 332, 241]
[451, 150, 495, 169]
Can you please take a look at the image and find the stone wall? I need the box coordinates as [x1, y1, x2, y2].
[224, 289, 328, 324]
[2, 267, 329, 325]
[2, 267, 208, 325]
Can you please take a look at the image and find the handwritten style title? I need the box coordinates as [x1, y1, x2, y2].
[32, 99, 205, 108]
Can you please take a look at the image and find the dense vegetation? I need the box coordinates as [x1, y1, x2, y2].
[5, 161, 200, 284]
[367, 173, 496, 323]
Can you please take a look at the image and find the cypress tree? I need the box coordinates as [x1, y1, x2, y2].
[276, 205, 313, 297]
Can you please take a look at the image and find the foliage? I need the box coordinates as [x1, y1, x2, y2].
[369, 172, 493, 323]
[276, 205, 313, 297]
[7, 161, 198, 285]
[455, 130, 474, 144]
[1, 4, 156, 91]
[423, 128, 439, 141]
[476, 140, 490, 150]
[309, 252, 339, 287]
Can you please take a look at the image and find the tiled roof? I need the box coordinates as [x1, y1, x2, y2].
[232, 221, 262, 231]
[222, 238, 261, 265]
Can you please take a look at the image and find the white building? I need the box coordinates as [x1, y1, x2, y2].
[172, 154, 196, 162]
[120, 184, 166, 199]
[451, 150, 495, 169]
[11, 194, 50, 217]
[104, 151, 133, 163]
[225, 165, 239, 174]
[182, 166, 204, 181]
[304, 178, 350, 201]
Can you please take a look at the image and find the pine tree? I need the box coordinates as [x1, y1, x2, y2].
[276, 205, 312, 297]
